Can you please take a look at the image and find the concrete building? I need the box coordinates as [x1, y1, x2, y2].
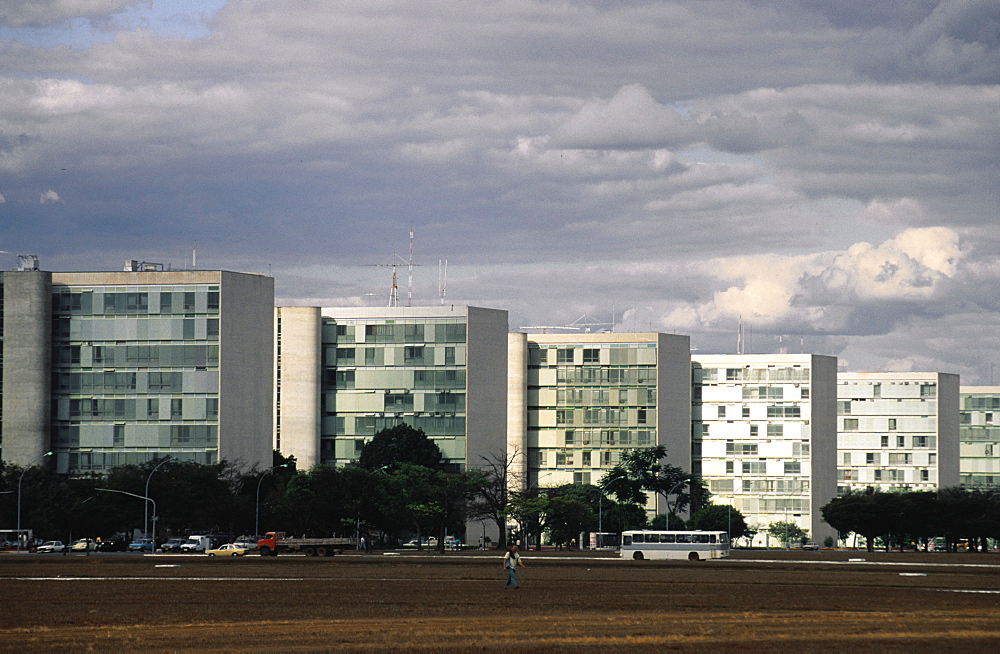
[692, 354, 838, 546]
[1, 259, 274, 474]
[959, 386, 1000, 490]
[837, 372, 960, 494]
[274, 305, 509, 471]
[508, 332, 692, 516]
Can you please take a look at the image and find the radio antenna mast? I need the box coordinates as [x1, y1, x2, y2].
[438, 259, 448, 305]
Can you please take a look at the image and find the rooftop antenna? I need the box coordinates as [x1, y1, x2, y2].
[192, 241, 197, 269]
[737, 316, 744, 355]
[438, 259, 448, 305]
[406, 227, 414, 307]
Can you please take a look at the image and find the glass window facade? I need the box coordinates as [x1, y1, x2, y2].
[50, 284, 221, 473]
[959, 389, 1000, 490]
[319, 317, 469, 469]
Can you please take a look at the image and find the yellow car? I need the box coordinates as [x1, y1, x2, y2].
[206, 543, 246, 557]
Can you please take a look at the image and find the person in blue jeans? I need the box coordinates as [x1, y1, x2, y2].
[503, 544, 525, 589]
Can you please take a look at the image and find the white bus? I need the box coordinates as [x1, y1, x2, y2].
[620, 530, 730, 561]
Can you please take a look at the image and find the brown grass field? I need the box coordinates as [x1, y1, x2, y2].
[3, 549, 1000, 651]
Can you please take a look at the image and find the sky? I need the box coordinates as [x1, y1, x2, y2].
[2, 0, 998, 382]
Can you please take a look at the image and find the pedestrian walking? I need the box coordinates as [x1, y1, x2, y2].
[503, 544, 525, 589]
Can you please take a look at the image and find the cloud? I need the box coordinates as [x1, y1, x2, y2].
[0, 0, 141, 28]
[39, 189, 61, 204]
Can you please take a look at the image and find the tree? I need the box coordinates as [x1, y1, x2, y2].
[358, 424, 443, 471]
[599, 446, 697, 523]
[688, 504, 752, 541]
[821, 491, 903, 552]
[767, 521, 808, 548]
[468, 449, 522, 549]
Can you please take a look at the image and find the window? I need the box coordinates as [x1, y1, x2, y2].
[889, 453, 912, 465]
[784, 461, 801, 474]
[637, 409, 647, 425]
[866, 452, 877, 465]
[556, 409, 572, 425]
[801, 388, 809, 399]
[742, 406, 750, 418]
[888, 418, 897, 431]
[914, 436, 929, 448]
[842, 452, 851, 465]
[583, 348, 599, 364]
[742, 461, 766, 474]
[564, 431, 574, 445]
[444, 347, 455, 365]
[881, 435, 889, 448]
[897, 436, 905, 448]
[767, 424, 783, 438]
[582, 451, 591, 466]
[556, 348, 574, 364]
[920, 470, 930, 482]
[725, 461, 734, 474]
[844, 418, 859, 431]
[750, 424, 758, 437]
[726, 442, 758, 456]
[171, 398, 183, 419]
[555, 451, 572, 466]
[403, 346, 424, 363]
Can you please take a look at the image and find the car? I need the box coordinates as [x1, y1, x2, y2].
[801, 542, 819, 551]
[70, 538, 98, 552]
[37, 540, 66, 553]
[161, 537, 188, 553]
[206, 543, 246, 557]
[128, 538, 155, 552]
[98, 539, 128, 552]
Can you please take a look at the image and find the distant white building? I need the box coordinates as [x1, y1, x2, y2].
[959, 386, 1000, 490]
[837, 372, 960, 493]
[692, 354, 838, 547]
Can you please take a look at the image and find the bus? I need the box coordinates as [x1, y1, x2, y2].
[620, 530, 730, 561]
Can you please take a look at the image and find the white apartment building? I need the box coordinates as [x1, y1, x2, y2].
[693, 354, 838, 546]
[959, 386, 1000, 490]
[837, 372, 960, 493]
[508, 332, 691, 516]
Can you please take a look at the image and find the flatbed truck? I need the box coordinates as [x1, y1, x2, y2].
[257, 531, 356, 557]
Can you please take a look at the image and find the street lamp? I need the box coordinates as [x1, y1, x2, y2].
[256, 464, 289, 538]
[144, 457, 174, 541]
[97, 488, 156, 553]
[663, 478, 691, 531]
[16, 451, 53, 551]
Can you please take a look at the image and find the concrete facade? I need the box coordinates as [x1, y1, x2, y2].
[273, 306, 322, 470]
[837, 372, 960, 494]
[0, 270, 53, 466]
[692, 354, 838, 546]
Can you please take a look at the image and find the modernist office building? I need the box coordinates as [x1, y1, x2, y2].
[837, 372, 960, 494]
[959, 386, 1000, 489]
[507, 332, 692, 516]
[692, 354, 838, 546]
[274, 306, 508, 471]
[1, 258, 274, 474]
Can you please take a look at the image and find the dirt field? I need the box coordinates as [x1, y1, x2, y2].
[4, 549, 1000, 651]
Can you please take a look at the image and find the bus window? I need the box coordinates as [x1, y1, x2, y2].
[676, 534, 691, 543]
[661, 534, 675, 543]
[693, 534, 710, 543]
[633, 534, 644, 544]
[623, 535, 632, 546]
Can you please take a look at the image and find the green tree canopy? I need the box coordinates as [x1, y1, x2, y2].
[767, 521, 808, 547]
[687, 504, 752, 541]
[358, 424, 443, 471]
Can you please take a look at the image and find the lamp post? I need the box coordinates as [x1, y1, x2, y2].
[16, 451, 53, 551]
[256, 464, 289, 538]
[96, 488, 156, 553]
[144, 457, 174, 542]
[663, 477, 691, 531]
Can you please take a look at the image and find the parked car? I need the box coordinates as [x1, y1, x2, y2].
[801, 542, 819, 551]
[98, 539, 128, 552]
[161, 537, 188, 553]
[128, 538, 155, 552]
[37, 540, 65, 553]
[180, 535, 212, 553]
[206, 543, 246, 557]
[70, 538, 98, 552]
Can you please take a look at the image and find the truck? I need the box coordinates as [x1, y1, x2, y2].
[256, 531, 356, 557]
[180, 535, 212, 553]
